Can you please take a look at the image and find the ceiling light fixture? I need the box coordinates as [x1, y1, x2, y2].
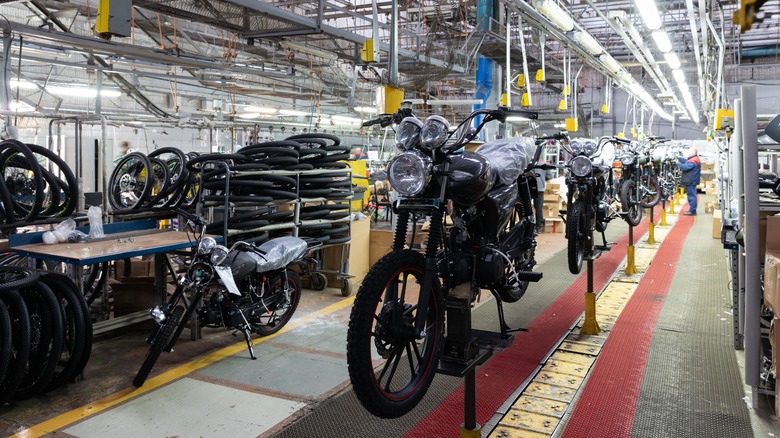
[651, 30, 672, 52]
[672, 69, 686, 84]
[354, 106, 379, 114]
[534, 0, 575, 32]
[664, 52, 681, 69]
[573, 31, 604, 55]
[243, 106, 278, 114]
[9, 79, 37, 90]
[9, 100, 35, 113]
[599, 53, 622, 73]
[46, 85, 121, 98]
[634, 0, 662, 30]
[278, 109, 309, 116]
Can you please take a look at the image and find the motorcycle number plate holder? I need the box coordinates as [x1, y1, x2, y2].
[215, 265, 241, 296]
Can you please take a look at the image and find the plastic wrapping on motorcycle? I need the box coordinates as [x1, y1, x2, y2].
[246, 236, 308, 272]
[476, 137, 535, 186]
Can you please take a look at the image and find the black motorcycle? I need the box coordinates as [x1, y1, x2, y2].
[133, 209, 308, 387]
[346, 107, 546, 418]
[616, 139, 661, 213]
[563, 136, 630, 274]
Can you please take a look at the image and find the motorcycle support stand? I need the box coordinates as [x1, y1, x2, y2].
[624, 222, 638, 274]
[659, 199, 669, 226]
[581, 230, 601, 335]
[438, 292, 518, 437]
[646, 207, 657, 244]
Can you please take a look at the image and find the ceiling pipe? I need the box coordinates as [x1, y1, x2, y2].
[684, 0, 705, 106]
[706, 16, 725, 115]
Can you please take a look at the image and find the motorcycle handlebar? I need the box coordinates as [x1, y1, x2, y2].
[535, 163, 558, 170]
[175, 208, 205, 226]
[610, 137, 632, 145]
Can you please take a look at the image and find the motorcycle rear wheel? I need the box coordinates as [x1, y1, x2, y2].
[620, 179, 642, 226]
[347, 249, 444, 419]
[566, 201, 587, 275]
[639, 174, 661, 208]
[133, 305, 184, 388]
[251, 271, 302, 336]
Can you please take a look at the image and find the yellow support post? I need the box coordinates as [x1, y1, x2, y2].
[460, 426, 481, 438]
[660, 207, 669, 226]
[580, 292, 601, 335]
[646, 220, 657, 244]
[669, 198, 676, 214]
[624, 245, 638, 274]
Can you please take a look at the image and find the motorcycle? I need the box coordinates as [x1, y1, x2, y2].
[133, 209, 308, 387]
[616, 139, 663, 213]
[346, 107, 547, 418]
[563, 136, 628, 274]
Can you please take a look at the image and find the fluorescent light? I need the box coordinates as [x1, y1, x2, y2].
[651, 31, 672, 52]
[573, 31, 604, 55]
[46, 85, 121, 98]
[238, 113, 264, 119]
[599, 53, 622, 73]
[9, 100, 35, 113]
[634, 0, 662, 30]
[506, 116, 530, 122]
[332, 115, 362, 124]
[9, 79, 37, 90]
[535, 0, 575, 32]
[672, 69, 686, 84]
[243, 106, 277, 114]
[664, 52, 681, 69]
[406, 99, 485, 106]
[354, 106, 378, 114]
[278, 109, 309, 116]
[554, 123, 567, 129]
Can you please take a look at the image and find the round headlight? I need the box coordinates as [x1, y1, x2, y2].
[622, 155, 635, 165]
[420, 115, 450, 150]
[569, 139, 584, 156]
[583, 140, 598, 156]
[210, 245, 229, 265]
[396, 117, 423, 151]
[198, 237, 217, 254]
[387, 150, 431, 197]
[571, 156, 593, 177]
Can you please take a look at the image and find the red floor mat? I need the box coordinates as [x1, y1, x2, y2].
[405, 210, 658, 437]
[561, 212, 694, 438]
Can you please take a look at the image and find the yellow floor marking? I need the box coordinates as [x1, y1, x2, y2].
[13, 295, 356, 438]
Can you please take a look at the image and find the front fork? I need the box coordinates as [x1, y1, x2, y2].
[413, 209, 443, 337]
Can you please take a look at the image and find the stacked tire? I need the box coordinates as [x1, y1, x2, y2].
[0, 140, 77, 226]
[0, 268, 92, 405]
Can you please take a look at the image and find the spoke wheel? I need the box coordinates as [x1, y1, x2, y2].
[347, 249, 444, 419]
[639, 174, 661, 208]
[133, 305, 184, 388]
[620, 179, 642, 226]
[248, 271, 302, 336]
[109, 152, 153, 211]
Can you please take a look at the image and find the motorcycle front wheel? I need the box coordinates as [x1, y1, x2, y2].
[566, 200, 587, 275]
[639, 174, 661, 208]
[347, 249, 444, 419]
[620, 179, 642, 226]
[133, 305, 184, 388]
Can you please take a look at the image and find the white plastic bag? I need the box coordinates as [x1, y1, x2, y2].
[87, 206, 104, 238]
[54, 218, 77, 243]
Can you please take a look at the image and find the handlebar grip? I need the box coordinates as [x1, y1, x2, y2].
[175, 208, 203, 224]
[535, 163, 557, 170]
[612, 137, 632, 144]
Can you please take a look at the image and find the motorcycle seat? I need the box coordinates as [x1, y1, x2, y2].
[247, 236, 308, 272]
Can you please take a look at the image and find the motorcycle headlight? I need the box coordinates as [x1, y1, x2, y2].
[387, 150, 431, 196]
[583, 140, 598, 156]
[569, 139, 584, 156]
[622, 155, 635, 165]
[395, 117, 423, 151]
[420, 115, 450, 150]
[198, 237, 217, 255]
[571, 156, 593, 177]
[210, 245, 229, 265]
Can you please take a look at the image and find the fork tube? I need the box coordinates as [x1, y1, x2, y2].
[166, 287, 205, 351]
[413, 209, 443, 335]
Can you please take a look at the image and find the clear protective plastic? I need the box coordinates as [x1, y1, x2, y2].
[246, 236, 308, 272]
[476, 137, 535, 186]
[87, 206, 105, 239]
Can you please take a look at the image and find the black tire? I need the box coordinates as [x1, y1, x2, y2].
[0, 266, 40, 292]
[340, 278, 352, 297]
[0, 139, 45, 223]
[0, 300, 11, 387]
[14, 282, 64, 399]
[346, 249, 444, 419]
[310, 272, 327, 291]
[251, 271, 302, 336]
[639, 174, 661, 208]
[109, 152, 153, 211]
[620, 179, 642, 226]
[566, 200, 587, 275]
[133, 305, 184, 388]
[0, 290, 30, 405]
[148, 147, 188, 208]
[26, 144, 78, 218]
[38, 272, 88, 392]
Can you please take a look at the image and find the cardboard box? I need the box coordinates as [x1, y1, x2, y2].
[543, 194, 559, 203]
[765, 255, 780, 315]
[711, 209, 721, 239]
[764, 214, 780, 260]
[704, 201, 716, 214]
[545, 183, 560, 195]
[369, 229, 394, 267]
[111, 277, 156, 328]
[545, 218, 564, 233]
[114, 257, 155, 281]
[705, 186, 717, 196]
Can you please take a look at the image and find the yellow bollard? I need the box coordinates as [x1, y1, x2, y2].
[460, 425, 481, 438]
[580, 292, 601, 335]
[646, 220, 657, 244]
[624, 245, 638, 274]
[669, 198, 676, 214]
[660, 207, 669, 226]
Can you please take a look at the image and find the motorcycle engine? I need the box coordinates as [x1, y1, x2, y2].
[198, 290, 227, 327]
[596, 200, 610, 222]
[475, 246, 506, 286]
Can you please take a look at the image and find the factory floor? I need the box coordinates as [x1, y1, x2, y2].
[1, 197, 778, 437]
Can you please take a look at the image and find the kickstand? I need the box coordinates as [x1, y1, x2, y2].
[489, 289, 528, 338]
[241, 328, 257, 360]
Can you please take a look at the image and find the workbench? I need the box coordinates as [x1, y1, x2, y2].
[8, 219, 215, 334]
